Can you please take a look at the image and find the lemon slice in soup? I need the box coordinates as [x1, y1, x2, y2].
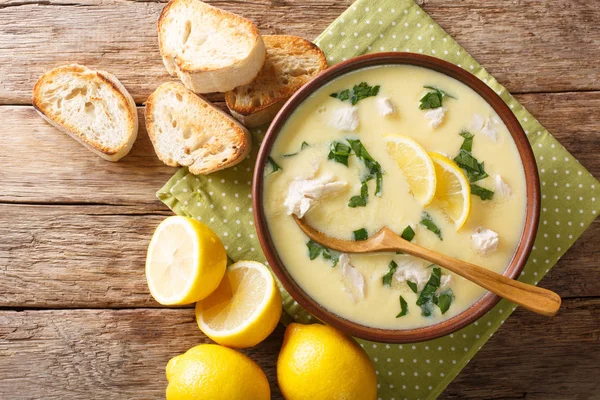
[429, 152, 472, 230]
[385, 135, 437, 205]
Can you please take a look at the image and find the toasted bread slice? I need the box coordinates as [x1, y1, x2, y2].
[32, 64, 138, 161]
[145, 82, 251, 175]
[225, 35, 327, 128]
[158, 0, 266, 94]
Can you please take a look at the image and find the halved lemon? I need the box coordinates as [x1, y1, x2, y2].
[195, 260, 282, 348]
[385, 135, 437, 205]
[429, 152, 471, 230]
[145, 216, 227, 305]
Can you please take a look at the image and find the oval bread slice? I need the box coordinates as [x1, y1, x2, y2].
[145, 82, 251, 175]
[225, 35, 327, 128]
[158, 0, 266, 93]
[32, 64, 138, 161]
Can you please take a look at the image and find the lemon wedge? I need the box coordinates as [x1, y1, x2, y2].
[385, 135, 437, 205]
[195, 260, 282, 348]
[145, 216, 227, 305]
[429, 152, 472, 230]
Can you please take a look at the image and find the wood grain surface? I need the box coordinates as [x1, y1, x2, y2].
[1, 299, 597, 399]
[0, 0, 599, 105]
[0, 0, 598, 399]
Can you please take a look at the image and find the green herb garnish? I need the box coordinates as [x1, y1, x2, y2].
[453, 149, 488, 182]
[419, 86, 455, 110]
[330, 82, 380, 105]
[401, 225, 415, 241]
[471, 184, 494, 200]
[306, 240, 340, 267]
[433, 289, 454, 314]
[328, 141, 353, 166]
[459, 131, 474, 152]
[353, 228, 368, 241]
[347, 139, 384, 196]
[420, 212, 442, 240]
[396, 295, 409, 318]
[382, 260, 398, 286]
[456, 131, 495, 199]
[416, 267, 441, 306]
[282, 141, 310, 157]
[407, 281, 418, 293]
[266, 156, 281, 174]
[419, 303, 433, 317]
[348, 181, 368, 208]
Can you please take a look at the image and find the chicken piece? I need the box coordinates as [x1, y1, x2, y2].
[424, 107, 446, 129]
[339, 254, 365, 303]
[328, 104, 359, 131]
[284, 175, 347, 218]
[377, 97, 396, 117]
[471, 227, 499, 255]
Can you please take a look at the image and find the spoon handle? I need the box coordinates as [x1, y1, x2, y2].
[397, 238, 561, 317]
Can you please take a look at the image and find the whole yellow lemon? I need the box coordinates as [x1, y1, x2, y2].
[166, 344, 270, 400]
[277, 323, 377, 400]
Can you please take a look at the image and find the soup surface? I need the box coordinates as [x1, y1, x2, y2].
[263, 65, 527, 329]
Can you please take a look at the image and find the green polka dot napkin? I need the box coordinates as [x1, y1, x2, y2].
[157, 0, 600, 398]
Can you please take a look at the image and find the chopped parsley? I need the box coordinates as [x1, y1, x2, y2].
[396, 295, 409, 318]
[330, 82, 380, 105]
[416, 267, 442, 306]
[416, 267, 442, 316]
[459, 130, 474, 152]
[433, 289, 454, 314]
[282, 141, 310, 157]
[454, 149, 488, 182]
[455, 131, 495, 200]
[328, 141, 353, 166]
[471, 184, 494, 200]
[419, 86, 455, 110]
[420, 302, 434, 317]
[266, 156, 281, 174]
[348, 181, 368, 208]
[407, 281, 418, 293]
[347, 139, 384, 196]
[401, 225, 416, 241]
[306, 240, 340, 267]
[382, 260, 398, 286]
[353, 228, 369, 241]
[396, 225, 416, 255]
[420, 212, 442, 240]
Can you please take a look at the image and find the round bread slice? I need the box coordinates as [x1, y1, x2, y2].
[32, 64, 138, 161]
[225, 35, 328, 128]
[145, 82, 251, 175]
[158, 0, 266, 93]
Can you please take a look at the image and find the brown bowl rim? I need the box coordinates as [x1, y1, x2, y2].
[252, 53, 540, 343]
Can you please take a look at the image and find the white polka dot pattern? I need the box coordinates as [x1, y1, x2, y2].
[157, 0, 600, 399]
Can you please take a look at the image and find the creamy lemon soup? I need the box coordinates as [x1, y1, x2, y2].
[263, 65, 527, 329]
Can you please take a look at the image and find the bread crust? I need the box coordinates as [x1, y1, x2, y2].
[224, 35, 327, 127]
[158, 0, 266, 93]
[32, 64, 138, 162]
[145, 82, 251, 174]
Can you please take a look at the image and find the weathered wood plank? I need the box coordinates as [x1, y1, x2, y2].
[0, 106, 175, 206]
[0, 204, 165, 308]
[1, 91, 599, 205]
[443, 297, 600, 400]
[0, 308, 285, 399]
[0, 299, 597, 400]
[0, 203, 598, 308]
[0, 0, 599, 105]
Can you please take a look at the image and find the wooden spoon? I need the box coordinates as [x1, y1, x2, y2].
[294, 216, 561, 317]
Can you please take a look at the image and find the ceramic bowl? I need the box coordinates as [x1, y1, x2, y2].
[252, 53, 540, 343]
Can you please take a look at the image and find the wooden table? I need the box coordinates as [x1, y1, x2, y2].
[1, 0, 598, 398]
